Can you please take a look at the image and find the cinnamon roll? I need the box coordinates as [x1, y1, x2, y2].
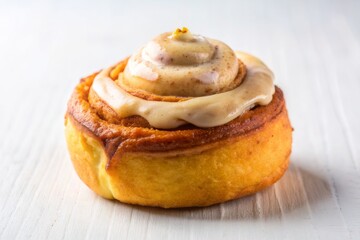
[65, 28, 292, 208]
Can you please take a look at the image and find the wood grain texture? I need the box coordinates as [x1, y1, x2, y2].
[0, 0, 359, 239]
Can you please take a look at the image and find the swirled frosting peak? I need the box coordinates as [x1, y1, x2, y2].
[121, 28, 240, 97]
[91, 29, 275, 129]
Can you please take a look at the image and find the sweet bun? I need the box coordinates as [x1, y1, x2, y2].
[65, 28, 292, 208]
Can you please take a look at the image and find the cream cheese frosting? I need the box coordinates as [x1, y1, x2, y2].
[92, 51, 275, 129]
[121, 28, 240, 97]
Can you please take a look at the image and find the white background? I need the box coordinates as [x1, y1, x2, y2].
[1, 0, 360, 239]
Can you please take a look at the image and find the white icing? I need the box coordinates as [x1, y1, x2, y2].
[196, 71, 219, 84]
[127, 57, 158, 81]
[121, 31, 239, 97]
[92, 52, 275, 129]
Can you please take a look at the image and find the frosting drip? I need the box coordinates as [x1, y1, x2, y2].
[92, 52, 275, 129]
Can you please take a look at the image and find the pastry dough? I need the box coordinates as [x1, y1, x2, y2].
[65, 29, 292, 208]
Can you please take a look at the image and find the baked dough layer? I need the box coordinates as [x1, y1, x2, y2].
[65, 68, 292, 208]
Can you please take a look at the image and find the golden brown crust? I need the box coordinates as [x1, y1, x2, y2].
[65, 57, 292, 208]
[67, 64, 284, 160]
[65, 102, 292, 208]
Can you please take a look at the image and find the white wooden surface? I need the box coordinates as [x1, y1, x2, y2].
[1, 0, 360, 239]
